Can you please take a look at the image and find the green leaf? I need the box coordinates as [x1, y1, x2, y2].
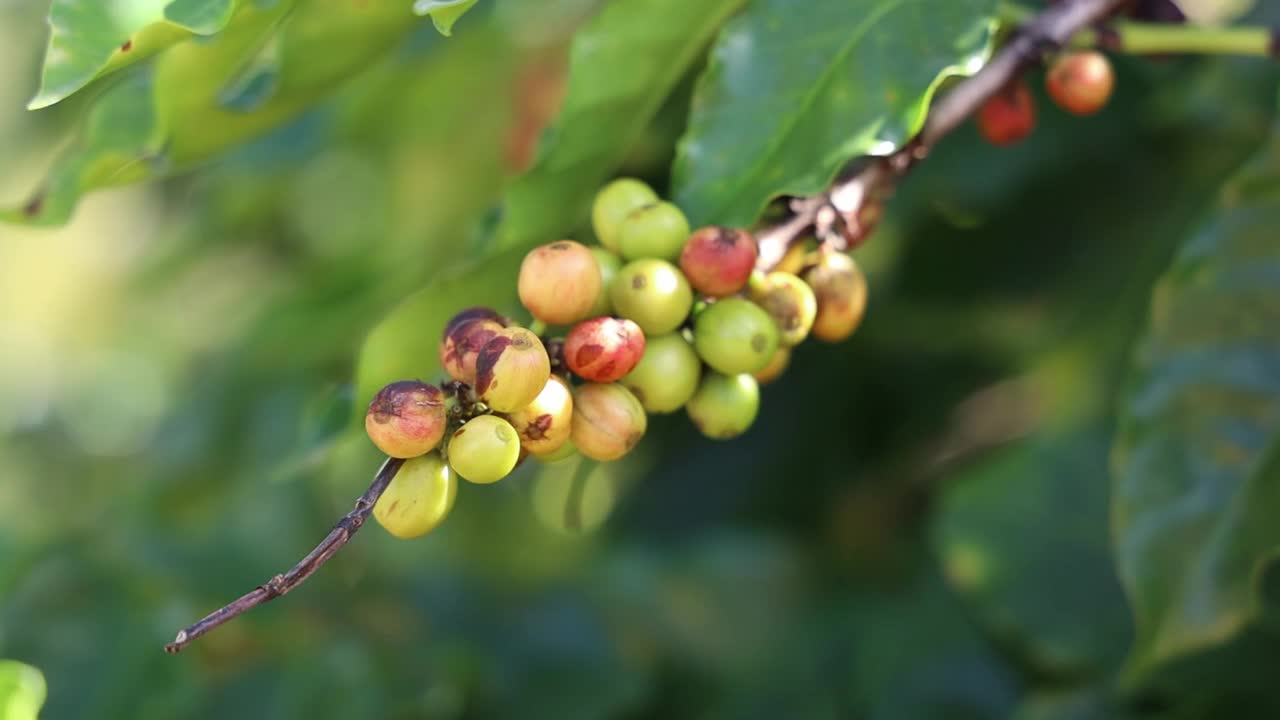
[413, 0, 480, 36]
[671, 0, 997, 228]
[1113, 118, 1280, 680]
[0, 661, 47, 720]
[8, 0, 425, 226]
[1010, 689, 1117, 720]
[495, 0, 746, 251]
[353, 248, 526, 416]
[30, 0, 238, 110]
[935, 426, 1132, 678]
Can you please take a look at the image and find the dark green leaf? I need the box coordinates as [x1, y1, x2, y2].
[0, 661, 46, 720]
[495, 0, 745, 250]
[935, 426, 1132, 678]
[1113, 115, 1280, 679]
[30, 0, 238, 110]
[672, 0, 996, 227]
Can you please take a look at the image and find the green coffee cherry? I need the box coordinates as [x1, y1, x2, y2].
[687, 372, 760, 440]
[617, 201, 690, 262]
[588, 247, 622, 317]
[610, 259, 694, 335]
[373, 453, 457, 539]
[592, 178, 658, 252]
[621, 333, 701, 414]
[748, 271, 817, 346]
[693, 297, 779, 375]
[448, 415, 522, 484]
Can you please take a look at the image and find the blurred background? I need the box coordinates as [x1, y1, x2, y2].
[1, 0, 1279, 718]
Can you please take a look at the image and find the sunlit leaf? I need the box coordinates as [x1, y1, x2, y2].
[413, 0, 480, 36]
[671, 0, 997, 227]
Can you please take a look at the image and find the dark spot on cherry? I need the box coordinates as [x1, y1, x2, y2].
[121, 40, 133, 52]
[631, 274, 647, 290]
[751, 333, 767, 353]
[575, 343, 605, 367]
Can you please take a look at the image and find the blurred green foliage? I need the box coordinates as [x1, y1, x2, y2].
[2, 1, 1280, 719]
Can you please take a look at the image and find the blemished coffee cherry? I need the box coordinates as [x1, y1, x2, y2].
[610, 259, 694, 335]
[503, 375, 574, 456]
[753, 346, 791, 385]
[365, 381, 448, 458]
[565, 317, 646, 383]
[804, 252, 868, 343]
[620, 332, 701, 414]
[440, 318, 505, 384]
[592, 178, 659, 252]
[442, 306, 508, 341]
[448, 414, 522, 484]
[693, 297, 780, 375]
[977, 81, 1035, 146]
[373, 453, 457, 539]
[518, 240, 602, 326]
[570, 382, 647, 461]
[617, 201, 690, 262]
[1046, 51, 1115, 116]
[680, 227, 758, 298]
[748, 271, 817, 346]
[588, 247, 622, 316]
[687, 372, 759, 440]
[474, 327, 551, 412]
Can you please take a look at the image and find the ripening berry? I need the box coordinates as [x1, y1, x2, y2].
[748, 271, 817, 346]
[592, 178, 659, 252]
[1046, 51, 1115, 116]
[693, 297, 780, 375]
[373, 453, 457, 538]
[503, 375, 574, 456]
[621, 332, 701, 414]
[570, 382, 647, 461]
[365, 380, 448, 458]
[687, 372, 760, 440]
[565, 317, 646, 383]
[617, 201, 690, 262]
[440, 318, 506, 384]
[443, 306, 508, 340]
[610, 259, 694, 335]
[518, 240, 602, 326]
[448, 415, 522, 484]
[475, 327, 552, 412]
[804, 252, 868, 343]
[977, 81, 1035, 146]
[753, 346, 791, 385]
[680, 227, 758, 298]
[588, 247, 622, 316]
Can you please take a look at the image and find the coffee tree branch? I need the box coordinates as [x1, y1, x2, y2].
[166, 0, 1130, 655]
[164, 457, 405, 654]
[757, 0, 1131, 270]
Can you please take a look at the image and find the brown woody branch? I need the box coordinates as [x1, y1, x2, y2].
[756, 0, 1131, 270]
[164, 456, 405, 654]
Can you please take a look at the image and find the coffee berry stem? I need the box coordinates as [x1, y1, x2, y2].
[997, 2, 1278, 57]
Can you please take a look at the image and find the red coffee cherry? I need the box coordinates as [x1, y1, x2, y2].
[518, 240, 602, 326]
[977, 81, 1036, 146]
[680, 226, 758, 298]
[1046, 51, 1115, 116]
[564, 317, 646, 383]
[365, 380, 447, 458]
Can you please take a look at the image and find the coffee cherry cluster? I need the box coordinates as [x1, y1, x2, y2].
[364, 178, 868, 539]
[977, 50, 1115, 146]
